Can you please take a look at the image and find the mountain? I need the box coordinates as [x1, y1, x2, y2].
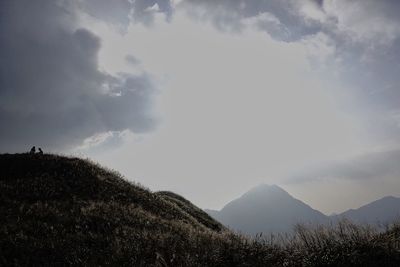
[2, 153, 400, 266]
[334, 196, 400, 225]
[204, 208, 219, 218]
[206, 185, 400, 236]
[208, 184, 328, 235]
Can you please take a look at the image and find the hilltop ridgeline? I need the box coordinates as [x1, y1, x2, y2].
[0, 153, 232, 266]
[1, 153, 400, 266]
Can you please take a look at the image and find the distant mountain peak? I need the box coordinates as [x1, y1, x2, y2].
[210, 183, 328, 235]
[242, 184, 292, 200]
[245, 183, 288, 194]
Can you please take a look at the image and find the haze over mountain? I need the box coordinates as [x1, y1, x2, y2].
[207, 184, 328, 235]
[207, 184, 400, 235]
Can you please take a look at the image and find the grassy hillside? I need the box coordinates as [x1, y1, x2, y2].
[1, 153, 400, 266]
[156, 191, 225, 232]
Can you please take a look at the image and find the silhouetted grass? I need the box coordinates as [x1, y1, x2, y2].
[156, 191, 225, 232]
[275, 220, 400, 266]
[1, 153, 399, 266]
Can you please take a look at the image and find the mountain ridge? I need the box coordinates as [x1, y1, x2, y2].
[207, 184, 400, 235]
[209, 184, 328, 235]
[334, 195, 400, 224]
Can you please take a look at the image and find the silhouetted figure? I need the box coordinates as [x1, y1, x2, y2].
[30, 146, 36, 154]
[38, 148, 43, 155]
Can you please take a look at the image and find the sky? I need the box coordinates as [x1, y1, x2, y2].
[2, 0, 400, 215]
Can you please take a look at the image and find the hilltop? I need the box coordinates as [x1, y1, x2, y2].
[0, 153, 275, 266]
[1, 153, 400, 266]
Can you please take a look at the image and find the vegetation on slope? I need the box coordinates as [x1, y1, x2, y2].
[156, 191, 225, 232]
[1, 153, 400, 266]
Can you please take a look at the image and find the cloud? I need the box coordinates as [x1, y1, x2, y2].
[74, 129, 133, 155]
[0, 0, 157, 152]
[179, 0, 322, 41]
[82, 9, 372, 211]
[125, 54, 141, 65]
[290, 1, 400, 149]
[78, 0, 133, 31]
[80, 0, 174, 30]
[287, 148, 400, 184]
[322, 0, 400, 47]
[283, 147, 400, 213]
[132, 0, 174, 25]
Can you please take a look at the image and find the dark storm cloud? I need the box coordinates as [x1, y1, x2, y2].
[0, 0, 157, 152]
[287, 149, 400, 184]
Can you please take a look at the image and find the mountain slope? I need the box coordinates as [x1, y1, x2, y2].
[335, 196, 400, 224]
[0, 153, 267, 266]
[2, 153, 400, 266]
[208, 184, 328, 235]
[156, 191, 225, 232]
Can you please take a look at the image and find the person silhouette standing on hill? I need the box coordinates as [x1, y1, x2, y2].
[30, 146, 36, 154]
[38, 148, 43, 155]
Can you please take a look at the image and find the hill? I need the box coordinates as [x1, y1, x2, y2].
[208, 184, 328, 235]
[1, 153, 400, 266]
[334, 196, 400, 225]
[155, 191, 225, 232]
[0, 153, 268, 266]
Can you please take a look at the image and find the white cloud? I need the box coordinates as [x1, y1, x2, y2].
[81, 9, 368, 210]
[4, 0, 400, 214]
[77, 131, 116, 150]
[323, 0, 400, 47]
[301, 32, 337, 67]
[297, 0, 327, 24]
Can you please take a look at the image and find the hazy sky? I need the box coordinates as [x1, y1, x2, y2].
[2, 0, 400, 214]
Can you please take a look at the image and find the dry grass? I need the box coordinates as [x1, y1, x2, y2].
[1, 153, 399, 266]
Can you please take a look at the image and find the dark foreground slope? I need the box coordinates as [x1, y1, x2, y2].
[0, 154, 280, 266]
[1, 154, 400, 266]
[156, 191, 224, 232]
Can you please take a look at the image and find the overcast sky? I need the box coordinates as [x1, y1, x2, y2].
[2, 0, 400, 214]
